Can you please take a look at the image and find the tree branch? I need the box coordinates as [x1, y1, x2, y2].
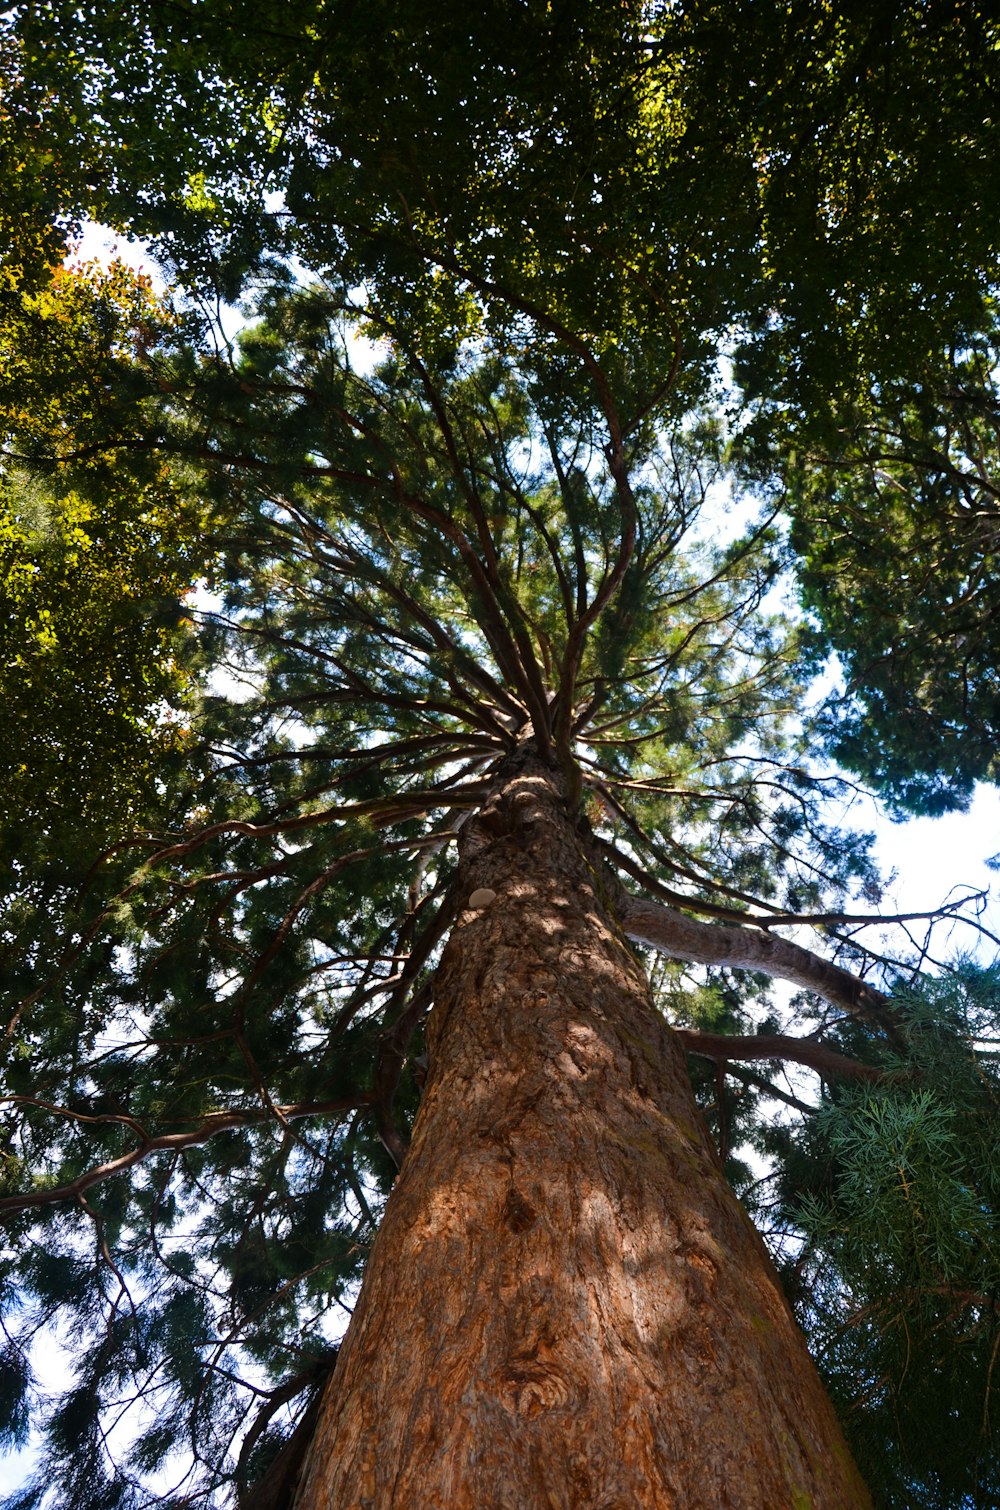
[0, 1096, 375, 1214]
[620, 895, 901, 1037]
[673, 1027, 888, 1082]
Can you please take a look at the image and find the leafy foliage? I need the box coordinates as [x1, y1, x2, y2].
[0, 259, 208, 859]
[781, 310, 1000, 813]
[0, 25, 85, 300]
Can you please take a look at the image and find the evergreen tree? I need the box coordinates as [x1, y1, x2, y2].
[2, 4, 1000, 1506]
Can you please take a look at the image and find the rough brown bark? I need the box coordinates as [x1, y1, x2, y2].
[293, 747, 871, 1509]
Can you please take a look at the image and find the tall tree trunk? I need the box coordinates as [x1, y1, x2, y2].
[293, 746, 870, 1509]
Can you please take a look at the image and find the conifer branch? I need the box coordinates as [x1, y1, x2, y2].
[673, 1027, 888, 1082]
[620, 895, 900, 1034]
[598, 833, 780, 923]
[0, 1096, 376, 1214]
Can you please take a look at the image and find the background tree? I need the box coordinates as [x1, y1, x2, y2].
[754, 305, 1000, 814]
[2, 3, 1000, 1507]
[0, 259, 208, 856]
[0, 260, 212, 1159]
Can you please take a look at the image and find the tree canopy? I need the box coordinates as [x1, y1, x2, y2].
[11, 0, 1000, 797]
[2, 5, 1000, 1508]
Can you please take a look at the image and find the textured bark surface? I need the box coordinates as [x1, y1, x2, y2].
[294, 748, 871, 1509]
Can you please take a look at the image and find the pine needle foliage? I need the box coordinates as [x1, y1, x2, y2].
[776, 966, 1000, 1508]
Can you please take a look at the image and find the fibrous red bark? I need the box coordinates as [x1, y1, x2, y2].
[293, 747, 871, 1509]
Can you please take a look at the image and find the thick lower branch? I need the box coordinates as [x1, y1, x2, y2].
[621, 896, 900, 1036]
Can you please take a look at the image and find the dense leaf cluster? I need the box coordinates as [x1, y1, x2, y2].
[0, 262, 207, 862]
[782, 312, 1000, 812]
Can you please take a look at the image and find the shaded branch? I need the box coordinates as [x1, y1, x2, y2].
[717, 1062, 819, 1116]
[673, 1027, 888, 1083]
[0, 1095, 375, 1214]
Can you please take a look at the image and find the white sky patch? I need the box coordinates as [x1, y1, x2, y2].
[797, 657, 1000, 960]
[69, 222, 162, 286]
[68, 221, 247, 346]
[851, 783, 1000, 960]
